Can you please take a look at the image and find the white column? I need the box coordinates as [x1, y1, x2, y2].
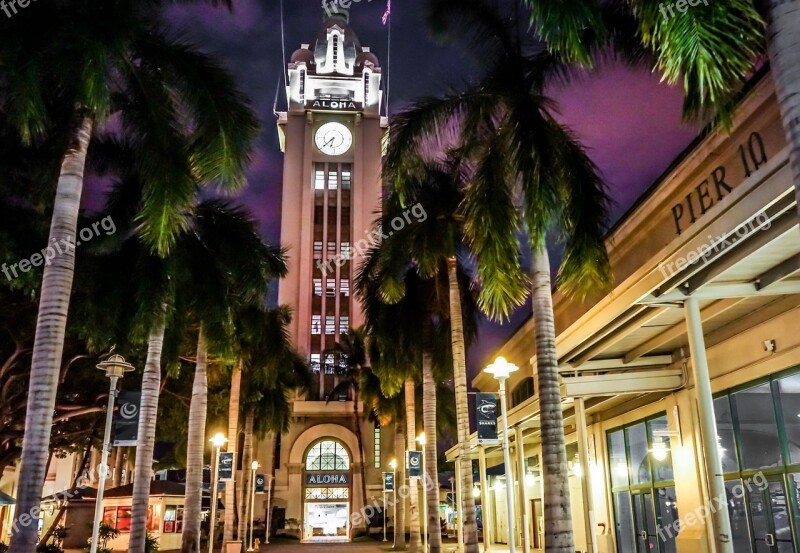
[574, 397, 597, 553]
[515, 428, 531, 553]
[685, 297, 734, 553]
[455, 458, 464, 552]
[478, 446, 492, 552]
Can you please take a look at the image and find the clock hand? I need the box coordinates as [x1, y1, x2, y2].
[325, 137, 336, 148]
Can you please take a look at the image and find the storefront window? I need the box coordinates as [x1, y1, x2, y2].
[116, 507, 132, 532]
[626, 423, 651, 485]
[648, 416, 674, 482]
[732, 383, 782, 469]
[725, 480, 753, 553]
[776, 374, 800, 465]
[164, 505, 183, 534]
[714, 396, 740, 473]
[306, 440, 350, 471]
[613, 492, 635, 553]
[608, 429, 628, 489]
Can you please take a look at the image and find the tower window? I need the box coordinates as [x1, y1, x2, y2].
[341, 170, 352, 190]
[364, 73, 370, 103]
[313, 241, 323, 260]
[328, 171, 338, 190]
[325, 316, 336, 335]
[340, 279, 350, 297]
[326, 279, 336, 297]
[313, 278, 322, 296]
[312, 315, 322, 335]
[314, 169, 326, 190]
[327, 242, 337, 255]
[310, 353, 321, 373]
[332, 34, 339, 67]
[339, 316, 349, 334]
[299, 69, 306, 100]
[324, 353, 335, 374]
[340, 242, 351, 257]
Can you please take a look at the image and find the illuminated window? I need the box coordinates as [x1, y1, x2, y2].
[310, 353, 321, 373]
[327, 241, 337, 255]
[324, 353, 336, 374]
[163, 506, 183, 534]
[314, 241, 323, 260]
[314, 278, 322, 296]
[339, 316, 349, 334]
[325, 316, 336, 335]
[341, 169, 352, 190]
[374, 424, 381, 468]
[340, 242, 351, 257]
[306, 440, 350, 470]
[314, 170, 326, 190]
[305, 487, 349, 500]
[299, 69, 306, 100]
[332, 34, 339, 66]
[312, 315, 322, 335]
[341, 279, 350, 297]
[328, 171, 338, 190]
[326, 279, 336, 297]
[364, 73, 370, 102]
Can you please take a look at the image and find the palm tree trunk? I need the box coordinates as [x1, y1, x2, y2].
[269, 433, 280, 540]
[393, 424, 406, 548]
[421, 341, 442, 553]
[765, 1, 800, 214]
[8, 112, 94, 553]
[237, 411, 254, 544]
[224, 363, 242, 546]
[404, 378, 421, 553]
[181, 328, 209, 553]
[113, 447, 125, 487]
[352, 388, 369, 517]
[531, 247, 574, 553]
[447, 257, 479, 552]
[129, 315, 167, 553]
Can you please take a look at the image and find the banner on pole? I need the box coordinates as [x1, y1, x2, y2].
[407, 451, 422, 478]
[219, 452, 234, 481]
[476, 392, 499, 444]
[255, 474, 266, 493]
[383, 472, 394, 491]
[113, 391, 140, 446]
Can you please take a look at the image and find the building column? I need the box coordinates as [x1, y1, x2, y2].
[685, 297, 734, 553]
[575, 397, 597, 553]
[478, 446, 492, 552]
[514, 428, 531, 553]
[455, 458, 464, 552]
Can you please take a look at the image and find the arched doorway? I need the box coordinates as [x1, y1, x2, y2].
[303, 439, 352, 542]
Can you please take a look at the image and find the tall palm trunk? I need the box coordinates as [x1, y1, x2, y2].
[352, 385, 369, 516]
[446, 257, 479, 552]
[268, 433, 280, 540]
[237, 411, 254, 545]
[404, 378, 421, 553]
[181, 329, 209, 553]
[224, 363, 242, 546]
[421, 341, 442, 553]
[129, 315, 167, 553]
[531, 247, 573, 553]
[114, 447, 125, 487]
[393, 424, 406, 548]
[8, 112, 94, 553]
[765, 1, 800, 214]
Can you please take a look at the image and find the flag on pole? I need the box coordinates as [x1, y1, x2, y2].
[382, 0, 391, 24]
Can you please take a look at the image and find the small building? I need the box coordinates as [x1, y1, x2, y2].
[101, 481, 186, 552]
[39, 486, 97, 550]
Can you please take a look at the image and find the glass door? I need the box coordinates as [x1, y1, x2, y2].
[748, 479, 794, 553]
[633, 491, 658, 553]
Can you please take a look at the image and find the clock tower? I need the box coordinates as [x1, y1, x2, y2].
[261, 8, 390, 541]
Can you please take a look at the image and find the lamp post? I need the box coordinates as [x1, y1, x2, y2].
[208, 433, 228, 553]
[389, 459, 397, 547]
[90, 354, 134, 553]
[248, 461, 259, 551]
[417, 432, 428, 553]
[485, 356, 518, 553]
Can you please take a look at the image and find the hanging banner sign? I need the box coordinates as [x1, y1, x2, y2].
[383, 472, 394, 491]
[219, 452, 234, 481]
[113, 391, 141, 446]
[407, 451, 422, 478]
[255, 474, 266, 493]
[476, 392, 499, 444]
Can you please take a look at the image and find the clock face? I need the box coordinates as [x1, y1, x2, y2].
[315, 122, 353, 156]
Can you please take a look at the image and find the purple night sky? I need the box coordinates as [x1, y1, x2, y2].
[151, 0, 700, 380]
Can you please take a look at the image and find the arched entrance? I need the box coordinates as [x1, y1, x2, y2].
[303, 439, 352, 542]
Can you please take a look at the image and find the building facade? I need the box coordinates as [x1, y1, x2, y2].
[252, 9, 394, 542]
[447, 71, 800, 553]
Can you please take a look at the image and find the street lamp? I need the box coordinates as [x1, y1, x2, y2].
[208, 433, 228, 553]
[248, 461, 260, 551]
[90, 354, 134, 553]
[485, 356, 518, 553]
[389, 459, 397, 547]
[417, 432, 428, 553]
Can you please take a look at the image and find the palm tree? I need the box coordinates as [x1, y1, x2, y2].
[520, 0, 799, 211]
[376, 158, 482, 552]
[326, 327, 371, 513]
[0, 3, 259, 549]
[224, 361, 243, 546]
[383, 3, 613, 553]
